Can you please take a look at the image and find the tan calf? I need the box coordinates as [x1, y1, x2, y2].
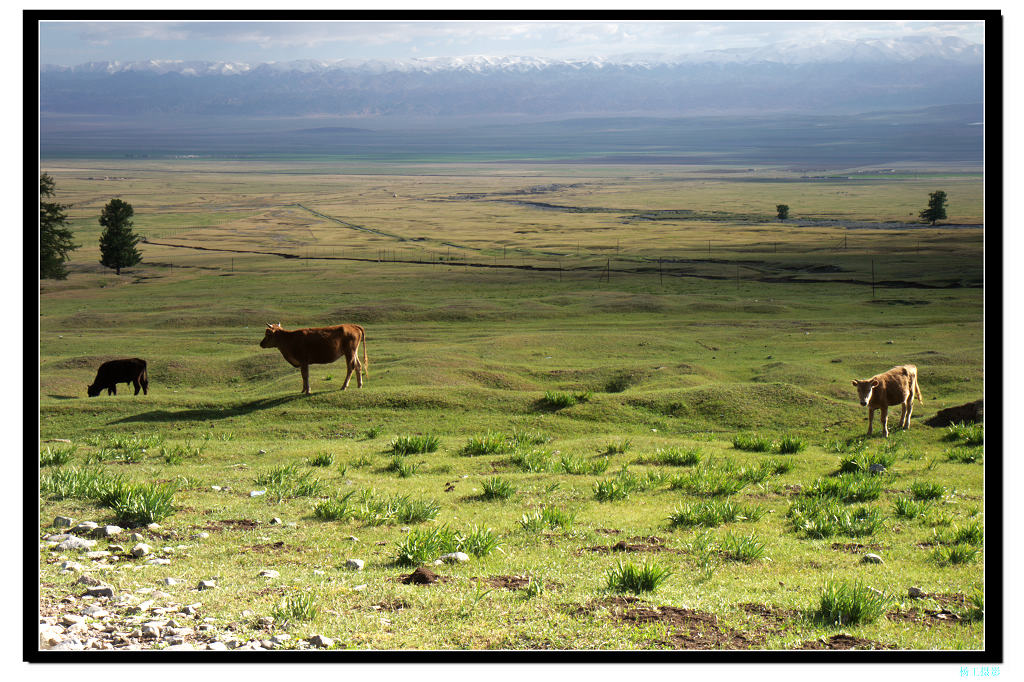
[851, 364, 923, 437]
[259, 322, 368, 395]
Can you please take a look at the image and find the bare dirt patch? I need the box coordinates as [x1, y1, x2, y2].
[475, 574, 561, 591]
[595, 528, 622, 535]
[887, 608, 963, 625]
[581, 538, 682, 555]
[738, 602, 804, 632]
[796, 634, 897, 650]
[372, 598, 411, 612]
[830, 542, 883, 553]
[618, 603, 764, 650]
[201, 519, 260, 532]
[240, 541, 304, 554]
[399, 566, 451, 586]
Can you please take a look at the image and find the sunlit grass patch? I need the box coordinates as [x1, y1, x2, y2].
[40, 445, 76, 468]
[719, 531, 767, 562]
[480, 476, 517, 500]
[910, 481, 946, 500]
[667, 498, 766, 528]
[803, 472, 882, 503]
[732, 433, 774, 452]
[814, 579, 890, 626]
[605, 559, 671, 594]
[519, 505, 577, 531]
[389, 434, 441, 455]
[787, 498, 883, 538]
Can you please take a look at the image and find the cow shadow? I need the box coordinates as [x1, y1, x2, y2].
[108, 394, 306, 425]
[46, 395, 80, 400]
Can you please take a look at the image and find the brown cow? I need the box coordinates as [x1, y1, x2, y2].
[259, 322, 367, 395]
[851, 364, 923, 437]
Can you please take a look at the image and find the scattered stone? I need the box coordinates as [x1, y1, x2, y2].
[108, 544, 125, 553]
[51, 638, 85, 651]
[82, 605, 109, 619]
[269, 518, 282, 525]
[401, 526, 411, 532]
[84, 550, 111, 560]
[49, 438, 72, 443]
[438, 552, 470, 564]
[308, 634, 334, 648]
[258, 449, 267, 454]
[148, 558, 171, 566]
[193, 532, 210, 540]
[908, 586, 926, 598]
[313, 569, 325, 576]
[53, 516, 74, 528]
[197, 580, 216, 591]
[345, 559, 365, 571]
[147, 523, 161, 531]
[39, 625, 64, 648]
[258, 570, 280, 579]
[207, 641, 229, 651]
[861, 553, 884, 564]
[197, 624, 215, 632]
[84, 585, 115, 598]
[352, 584, 367, 592]
[270, 633, 291, 645]
[60, 561, 85, 573]
[141, 624, 162, 638]
[257, 616, 274, 629]
[250, 490, 266, 497]
[347, 536, 359, 542]
[211, 486, 222, 491]
[131, 543, 152, 557]
[74, 521, 99, 534]
[260, 639, 275, 649]
[165, 643, 196, 651]
[130, 533, 145, 542]
[101, 525, 123, 537]
[61, 614, 86, 627]
[868, 463, 887, 475]
[867, 587, 885, 598]
[163, 577, 179, 586]
[180, 604, 200, 616]
[58, 535, 97, 551]
[76, 574, 103, 587]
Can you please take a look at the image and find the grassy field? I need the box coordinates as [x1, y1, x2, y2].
[37, 160, 985, 653]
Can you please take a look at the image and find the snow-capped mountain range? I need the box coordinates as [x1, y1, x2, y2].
[39, 36, 983, 119]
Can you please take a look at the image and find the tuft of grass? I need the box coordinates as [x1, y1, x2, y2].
[389, 434, 441, 455]
[604, 374, 636, 393]
[385, 455, 421, 478]
[645, 446, 702, 467]
[271, 591, 319, 623]
[313, 493, 357, 521]
[719, 531, 767, 562]
[934, 544, 981, 565]
[945, 521, 984, 546]
[307, 452, 335, 467]
[256, 464, 325, 503]
[804, 473, 882, 503]
[480, 476, 517, 500]
[40, 467, 126, 501]
[105, 481, 178, 526]
[732, 433, 775, 452]
[508, 428, 549, 449]
[944, 422, 983, 446]
[605, 559, 672, 594]
[541, 391, 591, 410]
[787, 498, 884, 538]
[838, 450, 896, 474]
[893, 496, 931, 519]
[603, 439, 631, 455]
[776, 436, 807, 454]
[161, 442, 202, 465]
[668, 466, 748, 497]
[962, 590, 984, 622]
[824, 436, 870, 454]
[356, 490, 440, 525]
[459, 525, 501, 557]
[593, 467, 656, 501]
[946, 447, 982, 464]
[394, 525, 460, 566]
[522, 575, 545, 599]
[910, 481, 946, 500]
[365, 425, 385, 440]
[558, 453, 610, 475]
[814, 579, 890, 626]
[40, 445, 76, 468]
[519, 505, 577, 532]
[508, 449, 551, 473]
[460, 432, 510, 456]
[667, 498, 766, 528]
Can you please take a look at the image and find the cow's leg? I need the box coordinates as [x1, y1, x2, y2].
[300, 364, 310, 394]
[108, 385, 116, 396]
[133, 379, 141, 395]
[341, 355, 354, 390]
[880, 405, 889, 437]
[867, 408, 874, 435]
[903, 397, 913, 429]
[354, 357, 363, 388]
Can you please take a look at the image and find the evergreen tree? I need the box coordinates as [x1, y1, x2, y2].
[40, 173, 79, 279]
[98, 198, 142, 275]
[919, 190, 948, 225]
[776, 204, 790, 221]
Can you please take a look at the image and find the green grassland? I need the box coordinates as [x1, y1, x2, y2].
[38, 160, 985, 652]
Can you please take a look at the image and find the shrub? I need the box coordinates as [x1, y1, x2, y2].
[804, 473, 882, 503]
[732, 433, 774, 452]
[389, 434, 440, 455]
[271, 591, 318, 623]
[787, 498, 883, 538]
[776, 436, 807, 454]
[509, 449, 551, 473]
[761, 458, 794, 475]
[480, 476, 517, 500]
[460, 432, 510, 456]
[815, 579, 890, 625]
[604, 374, 636, 393]
[719, 531, 767, 562]
[910, 481, 946, 500]
[161, 443, 202, 465]
[313, 492, 356, 521]
[40, 445, 76, 468]
[605, 559, 671, 594]
[668, 499, 766, 528]
[307, 452, 335, 467]
[963, 590, 984, 622]
[645, 446, 702, 467]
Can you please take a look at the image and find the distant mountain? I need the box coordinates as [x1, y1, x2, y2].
[39, 36, 983, 119]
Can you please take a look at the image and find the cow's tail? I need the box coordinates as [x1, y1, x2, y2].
[359, 326, 368, 377]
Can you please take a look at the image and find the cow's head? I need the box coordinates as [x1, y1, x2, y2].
[851, 379, 879, 406]
[86, 384, 101, 397]
[260, 323, 282, 348]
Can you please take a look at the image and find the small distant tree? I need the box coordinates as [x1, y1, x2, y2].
[98, 198, 142, 275]
[919, 191, 948, 225]
[776, 204, 790, 221]
[40, 173, 79, 279]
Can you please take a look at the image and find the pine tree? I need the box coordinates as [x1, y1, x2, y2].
[98, 198, 142, 275]
[919, 190, 948, 225]
[40, 173, 79, 279]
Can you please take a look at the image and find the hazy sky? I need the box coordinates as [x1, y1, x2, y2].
[38, 19, 986, 65]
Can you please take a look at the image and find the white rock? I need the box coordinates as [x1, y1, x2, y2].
[270, 634, 291, 645]
[147, 523, 161, 531]
[60, 561, 85, 572]
[345, 559, 364, 571]
[82, 605, 109, 619]
[165, 643, 196, 651]
[61, 614, 86, 627]
[163, 577, 179, 586]
[258, 570, 280, 579]
[58, 535, 97, 551]
[352, 584, 367, 592]
[269, 517, 282, 525]
[74, 521, 99, 533]
[131, 543, 152, 557]
[39, 625, 65, 648]
[197, 580, 216, 591]
[101, 525, 123, 537]
[53, 516, 74, 528]
[207, 641, 229, 651]
[438, 552, 470, 564]
[211, 486, 222, 491]
[193, 532, 210, 540]
[347, 536, 359, 542]
[84, 550, 110, 560]
[861, 553, 884, 564]
[250, 490, 266, 497]
[308, 634, 334, 648]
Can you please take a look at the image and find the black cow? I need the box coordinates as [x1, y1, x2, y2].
[87, 358, 149, 397]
